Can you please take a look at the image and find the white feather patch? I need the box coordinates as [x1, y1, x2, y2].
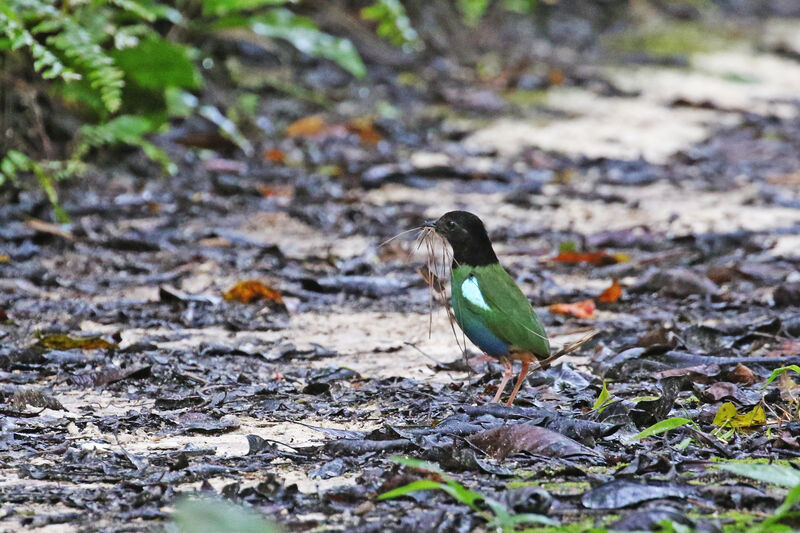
[461, 275, 491, 311]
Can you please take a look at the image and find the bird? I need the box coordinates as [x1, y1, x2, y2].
[426, 210, 551, 405]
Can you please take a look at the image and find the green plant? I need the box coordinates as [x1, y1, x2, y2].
[378, 456, 557, 532]
[0, 0, 367, 219]
[362, 0, 421, 50]
[764, 366, 800, 387]
[632, 417, 695, 440]
[171, 496, 281, 533]
[716, 462, 800, 531]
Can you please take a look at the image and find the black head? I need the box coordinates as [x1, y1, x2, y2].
[426, 211, 498, 267]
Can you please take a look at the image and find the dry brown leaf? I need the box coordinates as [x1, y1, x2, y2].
[264, 148, 285, 163]
[224, 280, 283, 304]
[348, 117, 382, 145]
[286, 114, 327, 137]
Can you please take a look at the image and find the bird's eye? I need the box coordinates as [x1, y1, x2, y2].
[446, 220, 456, 229]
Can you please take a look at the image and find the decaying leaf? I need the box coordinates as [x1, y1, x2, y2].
[264, 148, 285, 163]
[286, 114, 327, 137]
[224, 280, 284, 304]
[553, 250, 628, 266]
[34, 334, 118, 351]
[549, 299, 595, 319]
[598, 279, 622, 303]
[11, 388, 65, 411]
[468, 423, 601, 461]
[70, 365, 152, 388]
[348, 117, 382, 144]
[779, 372, 800, 405]
[712, 402, 766, 428]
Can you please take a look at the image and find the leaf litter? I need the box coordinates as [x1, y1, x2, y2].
[3, 7, 800, 533]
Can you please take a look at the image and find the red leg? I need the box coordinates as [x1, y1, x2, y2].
[506, 361, 531, 405]
[491, 361, 513, 403]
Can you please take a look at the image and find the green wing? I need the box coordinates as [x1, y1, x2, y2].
[453, 263, 550, 358]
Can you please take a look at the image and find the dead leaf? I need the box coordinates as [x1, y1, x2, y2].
[70, 365, 152, 388]
[763, 339, 800, 357]
[264, 148, 285, 163]
[0, 254, 9, 263]
[11, 389, 65, 411]
[654, 363, 720, 382]
[26, 219, 74, 241]
[712, 402, 765, 427]
[348, 117, 382, 145]
[598, 279, 622, 303]
[34, 334, 117, 351]
[548, 68, 565, 86]
[553, 251, 626, 266]
[703, 382, 742, 402]
[257, 184, 293, 197]
[286, 114, 327, 137]
[728, 363, 757, 384]
[779, 372, 800, 404]
[468, 423, 601, 461]
[224, 280, 284, 304]
[549, 299, 596, 319]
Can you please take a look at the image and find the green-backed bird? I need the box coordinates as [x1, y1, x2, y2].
[427, 211, 551, 405]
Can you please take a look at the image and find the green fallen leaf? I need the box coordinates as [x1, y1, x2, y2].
[713, 402, 766, 428]
[632, 417, 692, 440]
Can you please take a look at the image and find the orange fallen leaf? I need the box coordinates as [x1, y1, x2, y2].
[548, 68, 565, 86]
[598, 279, 622, 303]
[257, 185, 293, 198]
[264, 148, 285, 163]
[553, 250, 628, 266]
[549, 299, 596, 319]
[224, 280, 283, 304]
[286, 114, 327, 138]
[348, 117, 382, 145]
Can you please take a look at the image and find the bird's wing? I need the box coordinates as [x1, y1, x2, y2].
[461, 264, 550, 358]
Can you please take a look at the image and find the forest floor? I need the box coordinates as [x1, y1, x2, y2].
[3, 9, 800, 533]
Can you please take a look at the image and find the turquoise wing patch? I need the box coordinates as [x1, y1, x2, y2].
[461, 275, 491, 311]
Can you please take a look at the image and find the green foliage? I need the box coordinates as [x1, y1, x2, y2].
[458, 0, 492, 26]
[0, 0, 372, 219]
[764, 365, 800, 387]
[172, 496, 281, 533]
[716, 462, 800, 531]
[241, 9, 366, 78]
[362, 0, 422, 49]
[202, 0, 289, 17]
[632, 417, 693, 440]
[0, 151, 69, 222]
[74, 115, 176, 175]
[592, 380, 613, 413]
[0, 7, 80, 82]
[113, 36, 201, 92]
[379, 457, 557, 531]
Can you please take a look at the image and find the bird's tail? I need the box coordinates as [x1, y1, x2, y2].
[538, 330, 599, 370]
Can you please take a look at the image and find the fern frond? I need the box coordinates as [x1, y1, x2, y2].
[74, 115, 176, 175]
[0, 11, 81, 81]
[44, 18, 124, 113]
[0, 150, 68, 222]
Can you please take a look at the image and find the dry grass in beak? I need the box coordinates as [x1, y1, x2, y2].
[379, 224, 469, 362]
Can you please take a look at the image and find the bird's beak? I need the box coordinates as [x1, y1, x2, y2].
[423, 219, 437, 229]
